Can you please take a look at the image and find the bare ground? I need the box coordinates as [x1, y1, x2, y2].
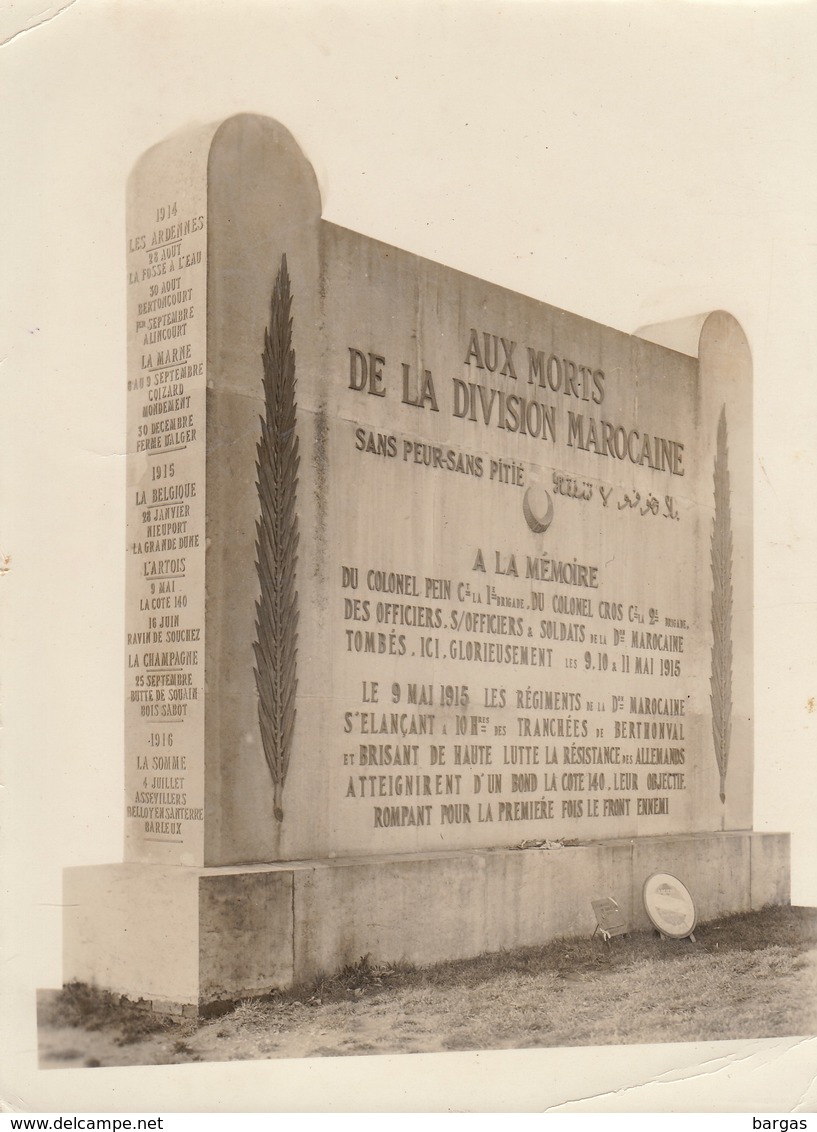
[38, 906, 817, 1069]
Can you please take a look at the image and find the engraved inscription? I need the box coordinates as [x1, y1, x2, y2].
[125, 176, 207, 862]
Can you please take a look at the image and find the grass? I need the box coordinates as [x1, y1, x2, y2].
[38, 905, 817, 1067]
[39, 981, 178, 1045]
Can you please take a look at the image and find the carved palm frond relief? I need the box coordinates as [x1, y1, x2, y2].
[253, 254, 299, 822]
[709, 405, 732, 804]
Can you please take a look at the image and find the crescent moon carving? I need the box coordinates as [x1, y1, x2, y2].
[523, 486, 554, 533]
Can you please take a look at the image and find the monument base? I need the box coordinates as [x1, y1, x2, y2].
[64, 832, 789, 1014]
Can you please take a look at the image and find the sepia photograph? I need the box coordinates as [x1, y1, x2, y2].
[2, 0, 816, 1114]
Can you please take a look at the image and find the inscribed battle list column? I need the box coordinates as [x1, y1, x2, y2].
[123, 135, 211, 866]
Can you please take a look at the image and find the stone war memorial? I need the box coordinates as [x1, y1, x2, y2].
[64, 114, 790, 1013]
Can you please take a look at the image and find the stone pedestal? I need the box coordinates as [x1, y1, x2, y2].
[64, 832, 789, 1012]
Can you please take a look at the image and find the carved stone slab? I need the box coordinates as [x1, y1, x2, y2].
[123, 115, 754, 869]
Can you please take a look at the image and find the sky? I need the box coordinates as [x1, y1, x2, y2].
[2, 0, 816, 1114]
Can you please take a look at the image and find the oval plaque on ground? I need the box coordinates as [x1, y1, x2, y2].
[643, 872, 697, 938]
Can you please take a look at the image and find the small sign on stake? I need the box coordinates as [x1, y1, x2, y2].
[591, 897, 628, 943]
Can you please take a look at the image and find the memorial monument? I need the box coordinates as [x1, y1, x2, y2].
[63, 114, 789, 1013]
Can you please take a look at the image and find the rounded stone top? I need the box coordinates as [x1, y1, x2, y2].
[129, 113, 322, 225]
[208, 114, 322, 221]
[635, 309, 750, 364]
